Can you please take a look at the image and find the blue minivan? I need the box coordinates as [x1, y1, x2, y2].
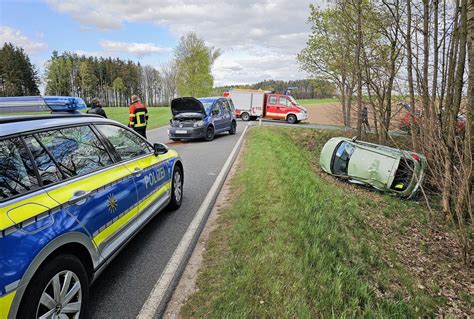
[168, 97, 237, 141]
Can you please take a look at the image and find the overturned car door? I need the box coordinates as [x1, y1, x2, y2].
[347, 147, 398, 191]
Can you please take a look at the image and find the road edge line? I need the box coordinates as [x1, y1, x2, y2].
[137, 124, 250, 319]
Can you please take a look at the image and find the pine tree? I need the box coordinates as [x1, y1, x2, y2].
[0, 43, 39, 96]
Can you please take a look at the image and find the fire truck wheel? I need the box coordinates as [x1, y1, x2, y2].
[241, 112, 250, 121]
[287, 114, 297, 124]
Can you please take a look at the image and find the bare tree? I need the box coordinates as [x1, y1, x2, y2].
[160, 60, 178, 106]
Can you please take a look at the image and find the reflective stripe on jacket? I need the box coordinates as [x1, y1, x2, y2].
[129, 102, 148, 128]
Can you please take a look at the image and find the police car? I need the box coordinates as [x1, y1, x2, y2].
[0, 96, 184, 318]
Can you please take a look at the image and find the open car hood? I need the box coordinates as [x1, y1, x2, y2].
[171, 97, 206, 116]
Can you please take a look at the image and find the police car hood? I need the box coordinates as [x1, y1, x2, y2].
[171, 97, 206, 116]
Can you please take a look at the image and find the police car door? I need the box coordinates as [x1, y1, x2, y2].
[94, 124, 172, 227]
[32, 125, 139, 260]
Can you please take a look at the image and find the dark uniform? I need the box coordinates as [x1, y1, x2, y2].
[129, 101, 148, 138]
[361, 106, 370, 131]
[86, 105, 107, 118]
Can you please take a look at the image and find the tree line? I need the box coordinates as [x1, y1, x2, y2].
[299, 0, 472, 263]
[0, 32, 220, 107]
[45, 32, 219, 106]
[213, 79, 336, 99]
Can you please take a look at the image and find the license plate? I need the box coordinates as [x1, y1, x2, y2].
[175, 130, 187, 134]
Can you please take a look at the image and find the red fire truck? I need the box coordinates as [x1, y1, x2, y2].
[224, 89, 308, 124]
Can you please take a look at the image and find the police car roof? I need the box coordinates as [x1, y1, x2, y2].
[0, 114, 112, 137]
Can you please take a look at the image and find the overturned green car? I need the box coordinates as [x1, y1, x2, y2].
[320, 137, 427, 198]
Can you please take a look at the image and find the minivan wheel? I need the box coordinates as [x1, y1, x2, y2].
[204, 126, 215, 141]
[229, 121, 237, 135]
[167, 166, 183, 210]
[287, 114, 297, 124]
[241, 112, 250, 121]
[18, 254, 89, 319]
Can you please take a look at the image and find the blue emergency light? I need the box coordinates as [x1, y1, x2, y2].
[42, 96, 87, 112]
[0, 96, 87, 113]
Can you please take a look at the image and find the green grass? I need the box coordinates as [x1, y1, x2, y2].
[297, 98, 339, 105]
[0, 107, 171, 129]
[99, 107, 171, 129]
[181, 127, 462, 318]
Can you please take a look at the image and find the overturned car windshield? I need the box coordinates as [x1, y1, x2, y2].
[331, 142, 355, 175]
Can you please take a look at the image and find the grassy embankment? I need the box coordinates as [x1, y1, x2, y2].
[0, 107, 172, 130]
[181, 127, 472, 317]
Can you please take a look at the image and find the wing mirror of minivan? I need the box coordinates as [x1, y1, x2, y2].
[153, 143, 169, 156]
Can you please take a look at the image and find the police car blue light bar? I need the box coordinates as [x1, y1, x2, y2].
[42, 96, 87, 112]
[0, 95, 86, 113]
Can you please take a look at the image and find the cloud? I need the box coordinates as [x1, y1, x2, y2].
[212, 50, 308, 86]
[99, 40, 171, 57]
[0, 26, 48, 53]
[46, 0, 322, 83]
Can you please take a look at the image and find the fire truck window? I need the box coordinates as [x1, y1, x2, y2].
[279, 97, 289, 107]
[268, 96, 277, 104]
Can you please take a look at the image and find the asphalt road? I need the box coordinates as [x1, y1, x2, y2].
[87, 123, 246, 318]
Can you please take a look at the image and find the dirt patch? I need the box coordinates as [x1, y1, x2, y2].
[367, 212, 474, 317]
[163, 137, 247, 318]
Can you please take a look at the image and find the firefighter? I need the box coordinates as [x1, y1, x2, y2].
[87, 97, 107, 118]
[129, 95, 148, 138]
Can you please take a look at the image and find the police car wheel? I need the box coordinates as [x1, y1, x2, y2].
[229, 121, 237, 135]
[287, 114, 297, 124]
[18, 254, 89, 319]
[204, 126, 215, 141]
[167, 166, 183, 210]
[241, 112, 250, 121]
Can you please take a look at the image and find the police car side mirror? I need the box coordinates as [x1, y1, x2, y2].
[153, 143, 168, 156]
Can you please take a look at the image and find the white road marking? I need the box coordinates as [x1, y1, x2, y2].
[137, 125, 250, 319]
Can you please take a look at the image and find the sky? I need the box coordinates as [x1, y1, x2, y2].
[0, 0, 323, 87]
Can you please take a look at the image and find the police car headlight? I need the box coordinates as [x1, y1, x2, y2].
[170, 120, 179, 127]
[194, 120, 204, 128]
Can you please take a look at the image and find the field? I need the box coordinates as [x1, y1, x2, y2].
[297, 98, 407, 130]
[97, 107, 171, 129]
[297, 98, 338, 105]
[181, 127, 472, 317]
